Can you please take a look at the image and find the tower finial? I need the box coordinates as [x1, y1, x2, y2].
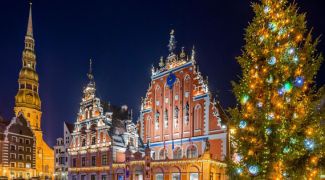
[87, 59, 94, 81]
[26, 1, 33, 37]
[191, 45, 196, 62]
[168, 29, 176, 55]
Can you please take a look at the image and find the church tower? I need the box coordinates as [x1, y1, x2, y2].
[14, 3, 54, 178]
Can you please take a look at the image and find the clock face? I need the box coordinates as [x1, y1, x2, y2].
[167, 73, 176, 88]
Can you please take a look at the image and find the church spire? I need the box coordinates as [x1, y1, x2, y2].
[87, 59, 94, 81]
[26, 2, 33, 37]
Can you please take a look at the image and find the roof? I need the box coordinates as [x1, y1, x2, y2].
[64, 121, 75, 133]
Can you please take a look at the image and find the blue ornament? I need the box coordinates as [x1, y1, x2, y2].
[304, 139, 315, 151]
[268, 56, 276, 65]
[278, 28, 286, 35]
[264, 6, 270, 14]
[293, 55, 299, 62]
[287, 47, 295, 55]
[239, 120, 247, 129]
[241, 95, 249, 104]
[268, 22, 277, 32]
[236, 168, 243, 174]
[283, 146, 290, 153]
[248, 165, 259, 175]
[267, 113, 274, 120]
[278, 87, 285, 96]
[166, 73, 176, 88]
[266, 128, 272, 135]
[294, 76, 304, 87]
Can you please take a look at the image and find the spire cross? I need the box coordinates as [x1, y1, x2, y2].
[87, 59, 94, 81]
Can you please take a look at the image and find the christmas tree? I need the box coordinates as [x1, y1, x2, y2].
[228, 0, 324, 178]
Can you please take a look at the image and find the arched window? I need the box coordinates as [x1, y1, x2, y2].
[89, 108, 93, 118]
[187, 145, 198, 158]
[194, 105, 202, 129]
[152, 152, 156, 160]
[155, 86, 161, 107]
[146, 116, 151, 137]
[164, 84, 170, 104]
[85, 109, 89, 119]
[159, 148, 167, 160]
[173, 79, 180, 100]
[173, 147, 182, 159]
[82, 138, 86, 147]
[184, 75, 191, 98]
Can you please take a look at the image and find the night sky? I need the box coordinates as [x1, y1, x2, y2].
[0, 0, 324, 146]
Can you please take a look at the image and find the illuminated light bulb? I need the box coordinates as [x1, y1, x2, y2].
[264, 6, 270, 13]
[257, 102, 263, 108]
[259, 36, 265, 42]
[294, 76, 304, 87]
[293, 55, 299, 63]
[236, 167, 243, 174]
[268, 56, 276, 65]
[288, 47, 295, 55]
[248, 165, 259, 175]
[278, 87, 285, 96]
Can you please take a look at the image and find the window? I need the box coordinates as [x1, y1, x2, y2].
[102, 154, 107, 165]
[25, 139, 30, 145]
[10, 145, 16, 151]
[18, 163, 24, 168]
[101, 175, 107, 180]
[91, 156, 96, 166]
[82, 138, 86, 147]
[26, 147, 31, 152]
[12, 136, 17, 142]
[92, 136, 96, 145]
[194, 105, 202, 129]
[19, 138, 24, 144]
[173, 147, 182, 159]
[26, 155, 31, 161]
[159, 149, 167, 160]
[91, 175, 96, 180]
[81, 157, 86, 166]
[156, 174, 164, 180]
[26, 84, 32, 90]
[72, 158, 76, 167]
[10, 153, 16, 159]
[81, 175, 86, 180]
[26, 163, 31, 168]
[187, 145, 198, 158]
[18, 154, 24, 160]
[190, 173, 199, 180]
[172, 173, 181, 180]
[18, 146, 24, 152]
[11, 162, 15, 167]
[151, 152, 156, 160]
[72, 175, 77, 180]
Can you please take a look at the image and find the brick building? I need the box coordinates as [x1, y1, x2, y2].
[0, 113, 36, 179]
